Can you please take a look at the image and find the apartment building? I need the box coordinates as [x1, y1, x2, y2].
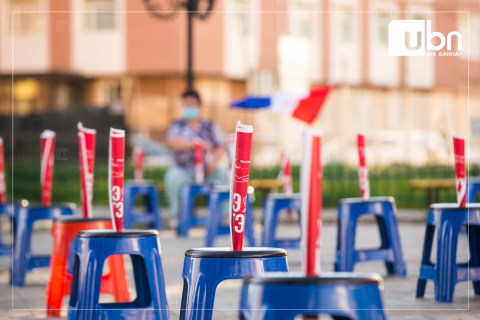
[0, 0, 477, 165]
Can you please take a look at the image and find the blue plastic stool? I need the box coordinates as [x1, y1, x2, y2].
[205, 186, 255, 247]
[0, 201, 22, 256]
[467, 177, 480, 203]
[10, 203, 75, 287]
[262, 193, 302, 248]
[67, 230, 170, 320]
[239, 272, 387, 320]
[178, 183, 215, 236]
[180, 247, 289, 320]
[416, 203, 480, 302]
[335, 196, 407, 278]
[124, 182, 164, 230]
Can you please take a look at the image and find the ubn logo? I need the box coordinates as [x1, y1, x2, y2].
[389, 20, 462, 56]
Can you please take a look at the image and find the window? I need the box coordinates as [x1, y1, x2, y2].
[291, 1, 313, 38]
[338, 7, 352, 42]
[84, 0, 116, 30]
[377, 12, 389, 44]
[8, 0, 40, 34]
[232, 0, 249, 36]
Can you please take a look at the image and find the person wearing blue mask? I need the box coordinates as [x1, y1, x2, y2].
[164, 89, 226, 228]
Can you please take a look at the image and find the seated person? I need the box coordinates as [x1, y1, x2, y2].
[164, 89, 226, 227]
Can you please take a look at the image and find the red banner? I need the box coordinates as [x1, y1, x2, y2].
[357, 133, 370, 201]
[41, 130, 56, 207]
[229, 121, 253, 251]
[194, 140, 204, 184]
[453, 134, 466, 207]
[133, 146, 144, 183]
[109, 128, 125, 232]
[301, 129, 322, 276]
[78, 123, 96, 218]
[281, 148, 293, 197]
[0, 137, 5, 204]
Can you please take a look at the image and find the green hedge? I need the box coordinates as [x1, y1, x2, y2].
[6, 163, 474, 209]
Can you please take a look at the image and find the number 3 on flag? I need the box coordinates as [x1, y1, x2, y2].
[112, 185, 123, 218]
[233, 193, 244, 233]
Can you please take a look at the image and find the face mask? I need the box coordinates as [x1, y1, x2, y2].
[182, 106, 200, 120]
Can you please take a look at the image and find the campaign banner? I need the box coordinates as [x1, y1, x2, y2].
[78, 123, 96, 218]
[109, 128, 125, 232]
[300, 129, 322, 276]
[357, 133, 370, 201]
[194, 140, 204, 184]
[453, 134, 466, 207]
[133, 146, 144, 183]
[0, 137, 5, 204]
[229, 121, 253, 251]
[281, 148, 293, 197]
[40, 130, 56, 207]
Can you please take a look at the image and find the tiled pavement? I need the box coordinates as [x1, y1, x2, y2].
[0, 208, 479, 319]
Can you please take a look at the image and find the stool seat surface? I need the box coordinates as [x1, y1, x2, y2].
[244, 272, 383, 286]
[339, 196, 394, 204]
[54, 216, 112, 223]
[266, 193, 301, 200]
[24, 203, 77, 209]
[185, 247, 287, 258]
[430, 203, 480, 210]
[77, 229, 159, 238]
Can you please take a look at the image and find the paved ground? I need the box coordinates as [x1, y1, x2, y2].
[0, 207, 479, 319]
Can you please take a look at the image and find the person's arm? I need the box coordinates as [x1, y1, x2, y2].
[206, 146, 225, 175]
[166, 136, 195, 151]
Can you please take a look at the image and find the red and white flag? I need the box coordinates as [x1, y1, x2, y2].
[281, 148, 293, 197]
[453, 134, 466, 207]
[300, 129, 322, 276]
[0, 137, 5, 204]
[78, 123, 96, 218]
[357, 133, 370, 201]
[194, 140, 204, 184]
[133, 146, 144, 183]
[229, 121, 253, 251]
[41, 130, 56, 207]
[109, 128, 125, 232]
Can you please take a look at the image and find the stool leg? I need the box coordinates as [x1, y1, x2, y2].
[181, 273, 217, 320]
[76, 251, 104, 320]
[11, 210, 33, 287]
[382, 204, 407, 277]
[261, 199, 277, 247]
[178, 187, 194, 237]
[105, 254, 130, 302]
[46, 255, 67, 317]
[469, 226, 480, 295]
[147, 188, 163, 230]
[416, 224, 435, 298]
[143, 249, 170, 319]
[435, 214, 462, 302]
[375, 216, 395, 275]
[338, 205, 357, 272]
[206, 193, 220, 247]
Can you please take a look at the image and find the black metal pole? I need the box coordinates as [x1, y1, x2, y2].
[186, 8, 194, 89]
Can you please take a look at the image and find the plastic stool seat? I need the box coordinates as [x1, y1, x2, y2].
[335, 196, 407, 278]
[239, 272, 387, 320]
[206, 187, 255, 246]
[11, 203, 75, 287]
[124, 183, 164, 230]
[262, 193, 302, 248]
[180, 247, 289, 320]
[68, 229, 169, 320]
[46, 217, 130, 317]
[416, 203, 480, 302]
[185, 247, 287, 258]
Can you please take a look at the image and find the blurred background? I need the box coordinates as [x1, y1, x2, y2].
[0, 0, 476, 209]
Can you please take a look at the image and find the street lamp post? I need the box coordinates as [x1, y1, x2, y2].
[143, 0, 215, 90]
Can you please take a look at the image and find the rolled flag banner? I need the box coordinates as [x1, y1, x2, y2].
[194, 140, 204, 184]
[281, 148, 293, 197]
[133, 146, 144, 183]
[453, 134, 466, 207]
[229, 121, 253, 251]
[40, 130, 56, 207]
[0, 137, 5, 204]
[109, 128, 125, 232]
[357, 133, 370, 201]
[78, 123, 96, 218]
[300, 129, 322, 276]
